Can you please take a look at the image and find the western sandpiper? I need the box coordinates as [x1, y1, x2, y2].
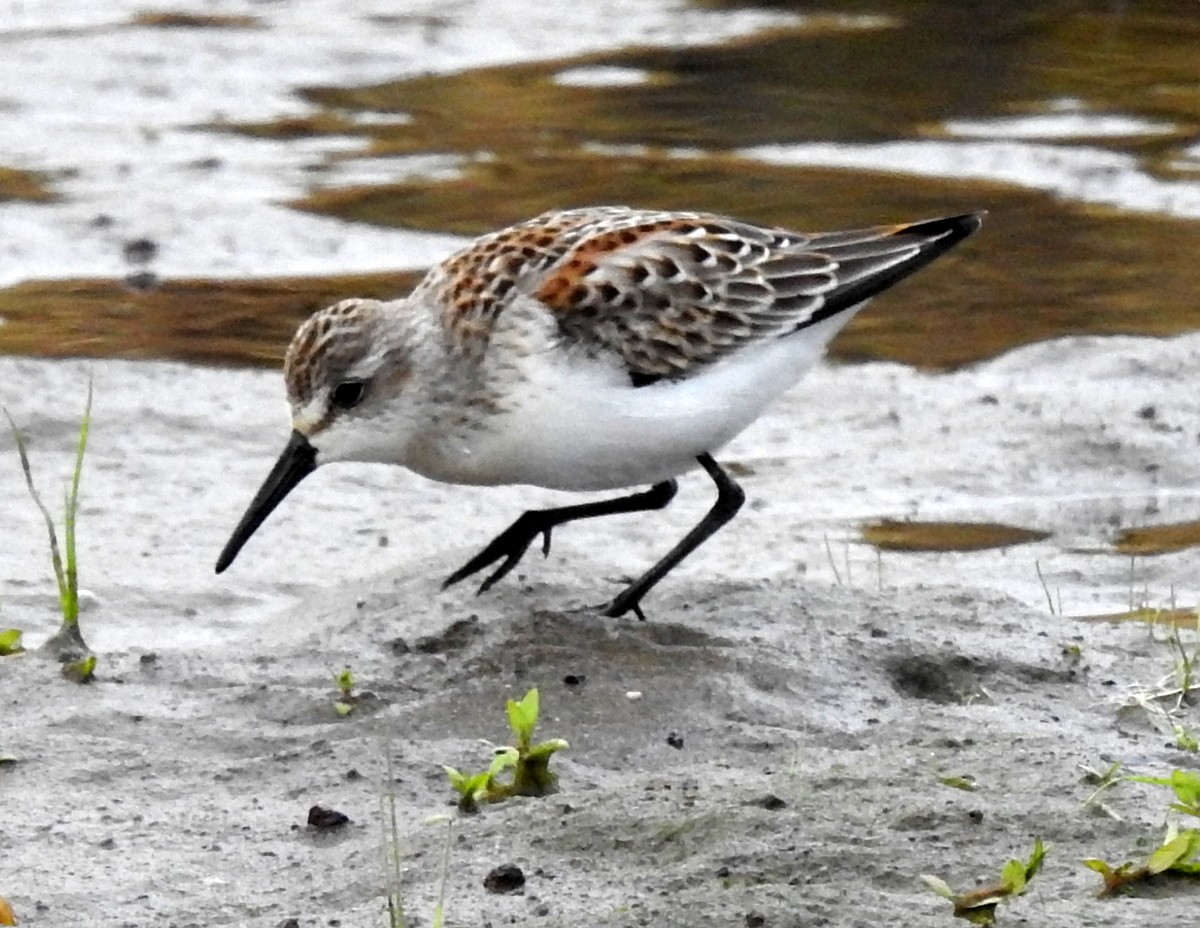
[215, 206, 983, 618]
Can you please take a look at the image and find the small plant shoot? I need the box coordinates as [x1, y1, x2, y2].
[62, 653, 97, 684]
[334, 667, 356, 716]
[5, 382, 94, 666]
[0, 629, 24, 656]
[922, 837, 1045, 925]
[443, 688, 567, 812]
[1128, 769, 1200, 819]
[1085, 822, 1200, 896]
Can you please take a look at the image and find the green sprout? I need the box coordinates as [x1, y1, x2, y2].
[1080, 760, 1125, 820]
[334, 667, 356, 716]
[62, 653, 96, 684]
[505, 687, 568, 796]
[922, 837, 1045, 925]
[1084, 822, 1200, 896]
[1128, 768, 1200, 818]
[4, 382, 94, 666]
[444, 749, 518, 814]
[443, 688, 568, 812]
[0, 629, 24, 656]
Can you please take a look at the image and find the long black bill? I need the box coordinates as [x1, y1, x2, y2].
[215, 430, 317, 573]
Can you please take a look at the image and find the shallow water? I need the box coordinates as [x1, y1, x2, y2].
[1, 0, 1199, 367]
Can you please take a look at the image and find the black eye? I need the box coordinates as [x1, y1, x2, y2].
[331, 379, 367, 410]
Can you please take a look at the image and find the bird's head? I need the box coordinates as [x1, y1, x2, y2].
[215, 298, 429, 573]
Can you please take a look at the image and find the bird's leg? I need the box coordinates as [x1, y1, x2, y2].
[443, 480, 678, 595]
[604, 454, 745, 621]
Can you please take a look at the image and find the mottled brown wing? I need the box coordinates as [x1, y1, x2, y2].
[533, 212, 983, 381]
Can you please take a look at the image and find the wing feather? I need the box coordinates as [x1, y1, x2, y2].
[529, 209, 982, 380]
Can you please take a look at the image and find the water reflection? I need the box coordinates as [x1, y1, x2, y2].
[2, 0, 1198, 370]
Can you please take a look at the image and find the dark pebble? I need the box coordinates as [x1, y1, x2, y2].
[124, 270, 159, 291]
[484, 863, 526, 894]
[563, 673, 585, 687]
[306, 805, 350, 829]
[746, 914, 765, 928]
[748, 794, 787, 811]
[122, 237, 158, 265]
[666, 732, 684, 749]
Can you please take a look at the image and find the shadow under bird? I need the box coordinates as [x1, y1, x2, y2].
[215, 206, 983, 619]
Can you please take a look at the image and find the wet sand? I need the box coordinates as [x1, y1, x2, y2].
[5, 330, 1200, 925]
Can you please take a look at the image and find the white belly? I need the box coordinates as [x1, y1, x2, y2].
[421, 309, 862, 491]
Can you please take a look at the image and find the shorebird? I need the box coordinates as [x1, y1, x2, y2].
[215, 206, 983, 618]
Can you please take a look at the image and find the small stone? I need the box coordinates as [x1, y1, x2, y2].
[625, 690, 643, 701]
[122, 237, 158, 265]
[484, 863, 526, 894]
[563, 674, 585, 687]
[124, 270, 159, 291]
[278, 920, 300, 928]
[747, 794, 787, 811]
[745, 914, 765, 928]
[139, 652, 158, 666]
[98, 837, 116, 849]
[306, 805, 350, 829]
[666, 732, 684, 750]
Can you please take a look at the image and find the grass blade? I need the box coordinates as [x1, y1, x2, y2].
[4, 407, 67, 604]
[62, 381, 92, 627]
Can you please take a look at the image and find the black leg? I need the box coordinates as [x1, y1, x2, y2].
[604, 454, 745, 620]
[443, 480, 678, 595]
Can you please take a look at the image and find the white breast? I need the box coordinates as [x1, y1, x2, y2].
[444, 308, 866, 491]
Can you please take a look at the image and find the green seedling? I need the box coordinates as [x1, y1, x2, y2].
[505, 687, 568, 796]
[5, 383, 94, 665]
[1172, 725, 1199, 752]
[334, 667, 356, 716]
[0, 629, 24, 656]
[1084, 822, 1200, 896]
[922, 837, 1045, 925]
[1165, 624, 1200, 708]
[443, 688, 568, 812]
[444, 749, 517, 814]
[1080, 760, 1125, 820]
[940, 775, 977, 792]
[62, 653, 96, 684]
[1128, 768, 1200, 818]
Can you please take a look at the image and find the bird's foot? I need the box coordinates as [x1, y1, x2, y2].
[442, 513, 553, 595]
